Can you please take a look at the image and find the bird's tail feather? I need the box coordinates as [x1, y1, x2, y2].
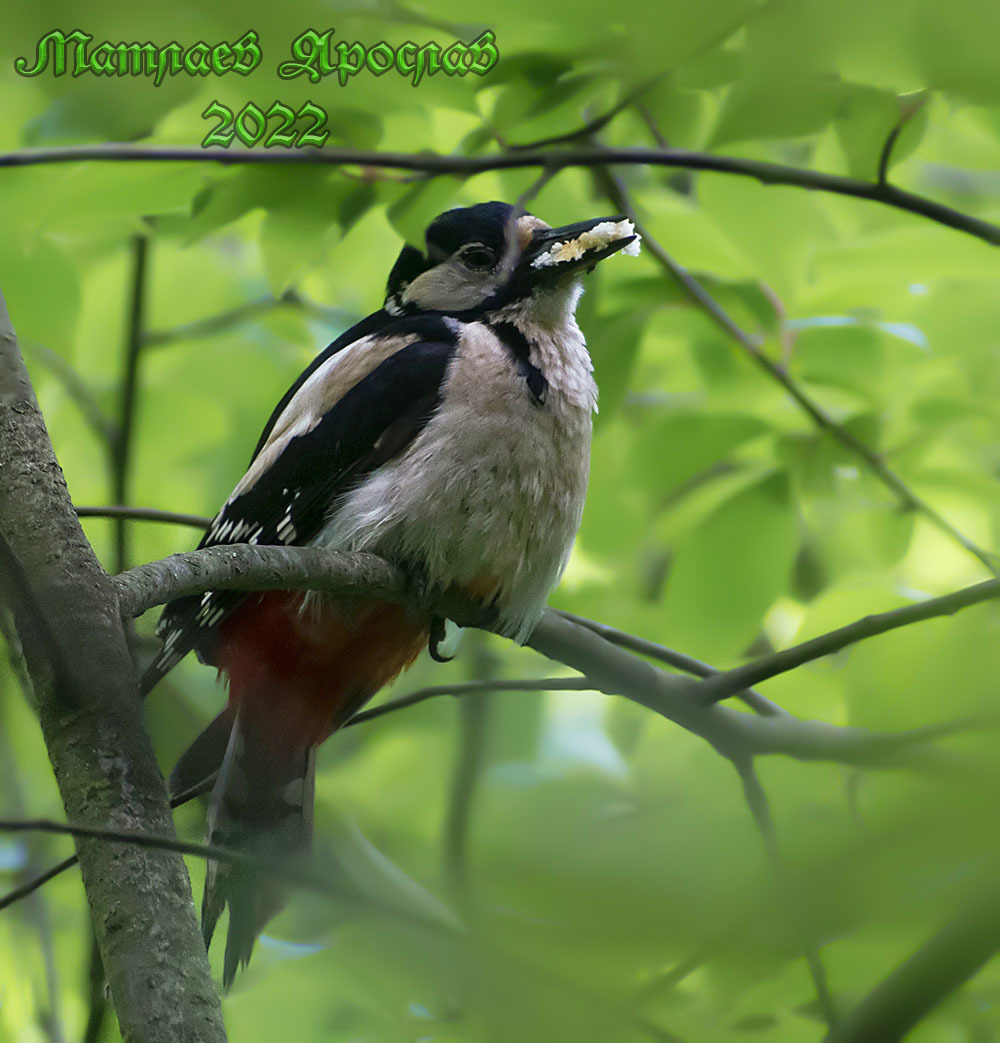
[168, 709, 233, 799]
[199, 707, 316, 989]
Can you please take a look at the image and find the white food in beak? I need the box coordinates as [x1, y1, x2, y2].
[530, 219, 642, 268]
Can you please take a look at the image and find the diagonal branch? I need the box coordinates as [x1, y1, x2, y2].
[142, 288, 352, 347]
[699, 578, 1000, 704]
[347, 675, 593, 727]
[555, 609, 787, 717]
[0, 145, 995, 246]
[598, 166, 998, 576]
[823, 885, 1000, 1043]
[22, 341, 119, 446]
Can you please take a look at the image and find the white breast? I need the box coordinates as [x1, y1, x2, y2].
[314, 315, 597, 642]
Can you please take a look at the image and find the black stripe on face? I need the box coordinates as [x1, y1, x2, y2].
[490, 321, 547, 407]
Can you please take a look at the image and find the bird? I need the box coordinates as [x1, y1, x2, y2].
[140, 200, 640, 986]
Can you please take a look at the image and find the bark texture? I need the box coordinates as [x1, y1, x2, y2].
[0, 291, 227, 1043]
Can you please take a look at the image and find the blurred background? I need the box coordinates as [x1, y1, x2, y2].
[1, 0, 1000, 1040]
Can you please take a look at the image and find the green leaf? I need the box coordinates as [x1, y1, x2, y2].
[631, 410, 771, 498]
[589, 308, 650, 423]
[260, 206, 336, 298]
[791, 324, 883, 402]
[0, 234, 79, 353]
[662, 471, 799, 661]
[834, 89, 928, 180]
[711, 77, 855, 147]
[386, 178, 460, 249]
[24, 76, 195, 144]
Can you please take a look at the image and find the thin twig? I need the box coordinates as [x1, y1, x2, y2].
[111, 234, 149, 575]
[636, 105, 670, 150]
[21, 342, 119, 446]
[503, 74, 668, 150]
[142, 288, 353, 347]
[346, 675, 593, 727]
[143, 292, 287, 346]
[0, 778, 216, 913]
[75, 505, 212, 529]
[0, 145, 995, 245]
[599, 167, 998, 576]
[699, 578, 1000, 705]
[555, 609, 787, 717]
[499, 162, 561, 280]
[0, 818, 260, 871]
[877, 92, 930, 187]
[0, 854, 79, 912]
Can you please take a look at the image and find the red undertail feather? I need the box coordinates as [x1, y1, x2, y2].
[193, 591, 428, 986]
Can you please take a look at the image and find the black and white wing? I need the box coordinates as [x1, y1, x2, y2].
[141, 314, 458, 694]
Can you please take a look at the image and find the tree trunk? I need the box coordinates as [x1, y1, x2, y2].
[0, 291, 227, 1043]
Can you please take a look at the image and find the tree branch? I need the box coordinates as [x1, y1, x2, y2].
[598, 166, 998, 576]
[75, 505, 213, 529]
[111, 234, 149, 575]
[0, 145, 995, 246]
[0, 290, 227, 1043]
[142, 288, 353, 347]
[21, 341, 119, 446]
[823, 886, 1000, 1043]
[114, 543, 991, 770]
[501, 74, 668, 151]
[555, 609, 787, 717]
[699, 579, 1000, 705]
[346, 675, 593, 727]
[0, 854, 78, 912]
[0, 779, 215, 914]
[0, 817, 269, 872]
[877, 92, 929, 187]
[115, 544, 429, 618]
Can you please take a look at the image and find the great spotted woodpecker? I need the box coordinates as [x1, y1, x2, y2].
[141, 201, 640, 985]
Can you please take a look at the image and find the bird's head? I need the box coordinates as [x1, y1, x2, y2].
[384, 201, 640, 325]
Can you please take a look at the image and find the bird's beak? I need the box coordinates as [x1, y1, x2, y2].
[523, 215, 641, 274]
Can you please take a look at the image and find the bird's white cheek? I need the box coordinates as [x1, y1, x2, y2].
[402, 265, 498, 312]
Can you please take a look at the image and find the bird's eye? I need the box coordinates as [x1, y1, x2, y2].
[460, 246, 497, 271]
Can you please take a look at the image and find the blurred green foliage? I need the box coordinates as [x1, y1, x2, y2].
[1, 0, 1000, 1040]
